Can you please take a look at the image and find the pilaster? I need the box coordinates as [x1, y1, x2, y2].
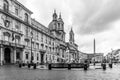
[14, 48, 16, 63]
[0, 45, 3, 65]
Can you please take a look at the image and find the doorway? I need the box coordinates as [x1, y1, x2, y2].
[41, 53, 44, 64]
[4, 48, 11, 64]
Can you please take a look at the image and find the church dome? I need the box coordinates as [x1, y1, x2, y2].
[58, 13, 63, 23]
[48, 10, 58, 31]
[48, 21, 57, 30]
[58, 18, 63, 23]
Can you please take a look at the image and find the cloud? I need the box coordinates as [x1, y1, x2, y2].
[76, 20, 120, 54]
[17, 0, 120, 54]
[72, 0, 120, 35]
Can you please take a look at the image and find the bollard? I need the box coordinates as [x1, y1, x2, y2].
[102, 63, 106, 70]
[84, 63, 87, 71]
[19, 63, 22, 68]
[48, 64, 51, 70]
[28, 63, 31, 68]
[33, 64, 36, 69]
[22, 63, 25, 67]
[109, 63, 112, 68]
[68, 64, 71, 70]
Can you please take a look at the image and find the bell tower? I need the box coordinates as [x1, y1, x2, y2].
[53, 10, 57, 21]
[58, 13, 64, 31]
[69, 27, 74, 44]
[58, 13, 65, 41]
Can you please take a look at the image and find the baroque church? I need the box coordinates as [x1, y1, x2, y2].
[48, 10, 79, 63]
[0, 0, 79, 65]
[48, 10, 65, 41]
[66, 28, 79, 63]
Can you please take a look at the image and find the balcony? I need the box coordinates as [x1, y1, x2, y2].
[24, 35, 30, 42]
[2, 40, 10, 45]
[10, 42, 25, 48]
[39, 49, 46, 53]
[0, 40, 24, 48]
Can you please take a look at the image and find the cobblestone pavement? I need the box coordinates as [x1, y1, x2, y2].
[0, 64, 120, 80]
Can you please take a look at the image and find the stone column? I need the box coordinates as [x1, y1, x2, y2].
[21, 50, 24, 63]
[14, 48, 16, 63]
[0, 45, 3, 65]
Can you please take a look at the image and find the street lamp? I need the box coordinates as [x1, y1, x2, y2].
[30, 31, 33, 64]
[28, 31, 37, 69]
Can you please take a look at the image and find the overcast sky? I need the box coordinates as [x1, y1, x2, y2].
[18, 0, 120, 55]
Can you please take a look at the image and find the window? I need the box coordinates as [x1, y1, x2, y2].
[25, 26, 28, 36]
[25, 41, 29, 46]
[53, 42, 54, 46]
[15, 21, 21, 31]
[15, 8, 19, 15]
[53, 56, 54, 61]
[26, 52, 29, 59]
[41, 34, 43, 42]
[16, 38, 20, 44]
[37, 31, 39, 40]
[4, 20, 10, 28]
[45, 46, 48, 50]
[4, 32, 10, 41]
[58, 23, 60, 29]
[45, 36, 47, 43]
[4, 35, 9, 41]
[3, 0, 9, 12]
[36, 43, 39, 49]
[32, 42, 34, 48]
[53, 47, 54, 52]
[49, 47, 51, 52]
[31, 30, 33, 38]
[24, 13, 28, 23]
[41, 44, 44, 49]
[16, 52, 20, 59]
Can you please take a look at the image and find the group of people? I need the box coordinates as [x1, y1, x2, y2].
[101, 59, 113, 70]
[83, 59, 113, 70]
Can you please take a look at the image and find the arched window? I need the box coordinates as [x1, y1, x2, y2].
[3, 32, 10, 41]
[15, 21, 21, 31]
[25, 26, 28, 36]
[15, 35, 21, 44]
[58, 23, 60, 30]
[3, 0, 9, 12]
[25, 13, 29, 23]
[25, 52, 29, 59]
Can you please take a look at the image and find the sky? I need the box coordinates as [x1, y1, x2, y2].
[18, 0, 120, 55]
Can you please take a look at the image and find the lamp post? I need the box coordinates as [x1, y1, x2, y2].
[30, 31, 33, 64]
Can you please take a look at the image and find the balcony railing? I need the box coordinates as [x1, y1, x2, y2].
[0, 40, 24, 48]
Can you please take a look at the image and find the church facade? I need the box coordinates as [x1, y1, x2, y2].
[66, 28, 79, 63]
[0, 0, 79, 65]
